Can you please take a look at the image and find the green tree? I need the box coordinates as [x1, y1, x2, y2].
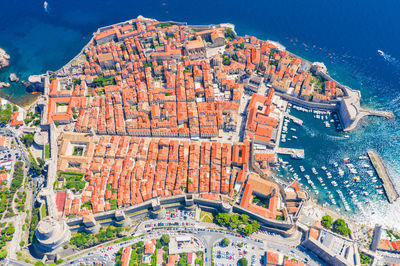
[161, 234, 170, 245]
[238, 257, 248, 266]
[228, 214, 240, 229]
[251, 220, 260, 232]
[20, 133, 34, 147]
[221, 237, 230, 247]
[242, 224, 253, 236]
[36, 157, 45, 167]
[156, 239, 162, 249]
[224, 28, 235, 40]
[240, 214, 249, 224]
[332, 218, 349, 236]
[222, 56, 231, 66]
[216, 213, 229, 226]
[0, 250, 8, 259]
[106, 227, 114, 238]
[321, 215, 333, 229]
[6, 224, 15, 235]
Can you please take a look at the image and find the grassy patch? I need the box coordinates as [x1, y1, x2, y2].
[200, 211, 214, 223]
[59, 171, 85, 191]
[72, 146, 84, 156]
[44, 145, 50, 159]
[40, 204, 47, 218]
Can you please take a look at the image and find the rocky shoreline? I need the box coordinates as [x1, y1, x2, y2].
[0, 48, 10, 70]
[0, 48, 11, 89]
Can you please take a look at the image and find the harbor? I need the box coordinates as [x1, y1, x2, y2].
[275, 101, 394, 224]
[367, 150, 399, 204]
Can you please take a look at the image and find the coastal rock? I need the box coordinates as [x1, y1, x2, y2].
[0, 82, 10, 89]
[9, 73, 19, 82]
[0, 48, 10, 70]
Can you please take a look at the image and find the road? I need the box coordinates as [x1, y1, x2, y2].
[62, 210, 323, 266]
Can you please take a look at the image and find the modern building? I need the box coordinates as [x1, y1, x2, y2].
[301, 226, 361, 266]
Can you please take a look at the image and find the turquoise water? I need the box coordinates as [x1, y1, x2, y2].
[277, 106, 387, 219]
[0, 0, 400, 228]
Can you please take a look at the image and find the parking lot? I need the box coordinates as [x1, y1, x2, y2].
[213, 239, 265, 266]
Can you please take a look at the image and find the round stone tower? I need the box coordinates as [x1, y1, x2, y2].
[32, 217, 71, 259]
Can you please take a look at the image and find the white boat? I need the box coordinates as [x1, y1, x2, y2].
[359, 156, 368, 160]
[338, 169, 344, 176]
[321, 166, 327, 171]
[333, 162, 338, 167]
[299, 166, 305, 172]
[290, 128, 296, 132]
[331, 181, 338, 187]
[311, 168, 318, 175]
[292, 136, 298, 139]
[350, 168, 358, 174]
[291, 153, 304, 160]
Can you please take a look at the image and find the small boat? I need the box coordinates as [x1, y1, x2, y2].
[362, 163, 370, 168]
[291, 153, 304, 160]
[353, 176, 361, 182]
[44, 1, 48, 11]
[292, 136, 298, 139]
[343, 157, 350, 163]
[290, 128, 296, 132]
[378, 50, 384, 56]
[311, 168, 318, 175]
[350, 168, 358, 174]
[359, 156, 368, 160]
[299, 166, 305, 172]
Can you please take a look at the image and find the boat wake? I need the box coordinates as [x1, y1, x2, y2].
[43, 1, 49, 13]
[325, 135, 350, 141]
[377, 50, 400, 70]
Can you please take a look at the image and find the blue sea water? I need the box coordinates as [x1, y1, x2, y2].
[1, 0, 400, 227]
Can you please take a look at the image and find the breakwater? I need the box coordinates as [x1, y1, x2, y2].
[367, 150, 399, 204]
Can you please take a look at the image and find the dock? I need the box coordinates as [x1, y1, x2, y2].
[285, 113, 303, 126]
[276, 147, 305, 157]
[367, 150, 399, 204]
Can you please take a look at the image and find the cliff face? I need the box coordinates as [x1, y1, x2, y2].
[0, 48, 10, 69]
